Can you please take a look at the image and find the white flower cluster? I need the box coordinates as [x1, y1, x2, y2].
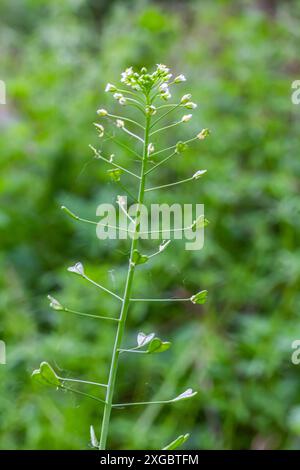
[104, 64, 188, 100]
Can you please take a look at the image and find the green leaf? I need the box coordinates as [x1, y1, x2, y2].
[31, 362, 61, 387]
[132, 249, 149, 265]
[107, 168, 123, 182]
[147, 337, 171, 354]
[162, 433, 190, 450]
[135, 333, 171, 354]
[190, 290, 208, 305]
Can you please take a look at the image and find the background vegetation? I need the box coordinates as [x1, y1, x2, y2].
[0, 0, 300, 449]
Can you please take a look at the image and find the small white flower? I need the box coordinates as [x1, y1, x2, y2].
[105, 83, 117, 92]
[147, 143, 155, 154]
[116, 119, 124, 128]
[117, 195, 126, 207]
[109, 154, 114, 163]
[93, 123, 104, 137]
[121, 66, 133, 83]
[181, 94, 192, 104]
[184, 102, 197, 109]
[113, 93, 127, 105]
[97, 108, 108, 116]
[193, 169, 207, 179]
[156, 64, 169, 73]
[159, 83, 169, 92]
[47, 295, 63, 311]
[174, 74, 186, 83]
[67, 262, 85, 276]
[181, 114, 192, 122]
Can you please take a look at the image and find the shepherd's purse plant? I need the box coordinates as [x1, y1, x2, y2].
[32, 64, 210, 450]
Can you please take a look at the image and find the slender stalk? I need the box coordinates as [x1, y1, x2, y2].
[98, 96, 151, 450]
[63, 307, 119, 322]
[145, 175, 194, 192]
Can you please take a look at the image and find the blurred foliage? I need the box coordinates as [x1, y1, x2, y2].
[0, 0, 300, 450]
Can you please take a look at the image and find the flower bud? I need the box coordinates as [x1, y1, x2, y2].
[116, 119, 124, 128]
[93, 123, 104, 137]
[47, 295, 63, 311]
[97, 108, 108, 116]
[184, 102, 197, 109]
[67, 262, 85, 276]
[145, 105, 157, 115]
[174, 74, 186, 83]
[180, 94, 192, 104]
[197, 128, 210, 140]
[193, 169, 207, 179]
[147, 143, 155, 154]
[161, 90, 171, 100]
[105, 83, 117, 92]
[181, 114, 192, 122]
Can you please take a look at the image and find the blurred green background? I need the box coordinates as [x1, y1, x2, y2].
[1, 0, 300, 450]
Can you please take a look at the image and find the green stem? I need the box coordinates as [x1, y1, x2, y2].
[98, 97, 151, 450]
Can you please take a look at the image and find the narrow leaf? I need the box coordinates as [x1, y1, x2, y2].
[163, 433, 190, 450]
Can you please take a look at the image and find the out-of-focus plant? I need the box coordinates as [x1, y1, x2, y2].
[32, 64, 210, 450]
